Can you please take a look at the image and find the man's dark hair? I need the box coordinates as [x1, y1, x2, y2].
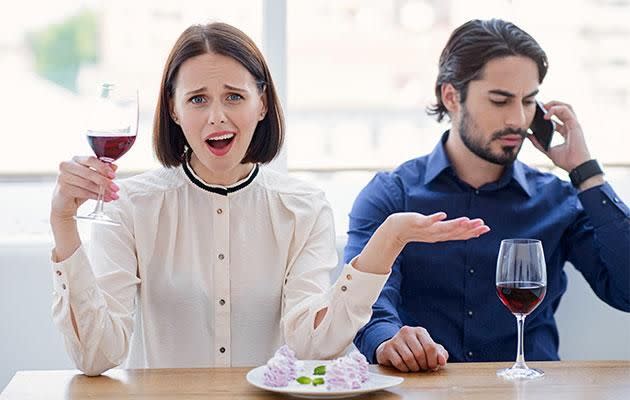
[428, 19, 548, 122]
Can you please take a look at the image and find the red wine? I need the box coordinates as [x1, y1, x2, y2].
[496, 282, 546, 315]
[87, 134, 136, 162]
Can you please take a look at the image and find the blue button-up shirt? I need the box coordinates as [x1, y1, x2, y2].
[347, 132, 630, 363]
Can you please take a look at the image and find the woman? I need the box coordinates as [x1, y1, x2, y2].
[50, 22, 489, 376]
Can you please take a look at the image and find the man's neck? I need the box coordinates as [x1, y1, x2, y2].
[444, 129, 506, 189]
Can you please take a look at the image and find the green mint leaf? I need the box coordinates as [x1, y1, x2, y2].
[312, 377, 325, 386]
[296, 376, 312, 384]
[313, 365, 326, 375]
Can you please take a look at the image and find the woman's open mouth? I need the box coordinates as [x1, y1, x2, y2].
[205, 132, 236, 156]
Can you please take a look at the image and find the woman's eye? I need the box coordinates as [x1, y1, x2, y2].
[227, 94, 243, 102]
[190, 95, 205, 104]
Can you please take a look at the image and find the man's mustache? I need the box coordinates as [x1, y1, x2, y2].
[491, 128, 528, 140]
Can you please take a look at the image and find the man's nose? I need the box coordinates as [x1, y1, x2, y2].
[505, 103, 527, 129]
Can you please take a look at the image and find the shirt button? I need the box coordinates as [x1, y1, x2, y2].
[474, 190, 480, 195]
[468, 310, 474, 317]
[468, 351, 473, 357]
[346, 274, 352, 280]
[218, 254, 225, 260]
[56, 270, 62, 276]
[602, 199, 607, 205]
[219, 299, 225, 306]
[614, 197, 620, 203]
[61, 284, 67, 290]
[469, 268, 475, 275]
[219, 347, 226, 353]
[341, 285, 348, 292]
[217, 208, 223, 214]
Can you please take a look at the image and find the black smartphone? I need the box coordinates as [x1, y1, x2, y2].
[530, 100, 555, 151]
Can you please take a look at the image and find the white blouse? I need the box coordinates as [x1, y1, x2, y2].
[51, 161, 389, 376]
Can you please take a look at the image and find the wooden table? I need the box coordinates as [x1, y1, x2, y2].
[2, 361, 629, 399]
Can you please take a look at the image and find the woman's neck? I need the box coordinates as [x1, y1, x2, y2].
[189, 153, 254, 186]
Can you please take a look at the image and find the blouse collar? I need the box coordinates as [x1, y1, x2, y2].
[182, 150, 259, 196]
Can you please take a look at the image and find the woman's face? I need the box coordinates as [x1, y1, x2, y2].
[170, 52, 267, 185]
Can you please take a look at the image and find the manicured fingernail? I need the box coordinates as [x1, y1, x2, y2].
[111, 192, 119, 200]
[110, 183, 119, 191]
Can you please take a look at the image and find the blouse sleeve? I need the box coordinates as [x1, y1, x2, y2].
[280, 193, 389, 360]
[51, 192, 139, 376]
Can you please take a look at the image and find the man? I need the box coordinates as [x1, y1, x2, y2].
[346, 19, 630, 372]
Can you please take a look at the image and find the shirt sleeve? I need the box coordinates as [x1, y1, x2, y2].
[51, 193, 140, 376]
[565, 182, 630, 311]
[279, 193, 390, 360]
[345, 172, 407, 363]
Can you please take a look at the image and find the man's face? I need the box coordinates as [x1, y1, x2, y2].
[456, 56, 540, 165]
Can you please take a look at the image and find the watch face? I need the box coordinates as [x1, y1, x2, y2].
[570, 160, 601, 187]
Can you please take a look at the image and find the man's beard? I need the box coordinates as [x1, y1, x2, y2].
[458, 105, 528, 166]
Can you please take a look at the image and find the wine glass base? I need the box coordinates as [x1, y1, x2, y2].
[74, 214, 121, 227]
[497, 367, 544, 380]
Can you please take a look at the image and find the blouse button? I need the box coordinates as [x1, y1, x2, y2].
[346, 274, 352, 280]
[218, 254, 225, 260]
[341, 285, 348, 292]
[61, 284, 67, 290]
[56, 270, 62, 276]
[219, 347, 226, 353]
[219, 299, 226, 306]
[217, 208, 223, 214]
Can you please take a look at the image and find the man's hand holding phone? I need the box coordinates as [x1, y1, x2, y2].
[529, 100, 592, 172]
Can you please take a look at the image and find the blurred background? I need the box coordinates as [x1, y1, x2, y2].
[1, 0, 629, 390]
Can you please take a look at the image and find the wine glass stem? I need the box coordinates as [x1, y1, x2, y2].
[94, 183, 105, 214]
[514, 314, 527, 369]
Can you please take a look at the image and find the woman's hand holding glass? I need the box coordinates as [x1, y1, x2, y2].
[51, 157, 120, 222]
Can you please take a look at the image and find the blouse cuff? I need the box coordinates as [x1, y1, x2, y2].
[51, 245, 97, 298]
[331, 256, 390, 309]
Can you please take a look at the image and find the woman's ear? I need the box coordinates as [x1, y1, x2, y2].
[441, 83, 460, 114]
[169, 100, 180, 125]
[258, 85, 268, 121]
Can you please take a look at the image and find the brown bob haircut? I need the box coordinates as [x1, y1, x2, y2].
[153, 22, 284, 167]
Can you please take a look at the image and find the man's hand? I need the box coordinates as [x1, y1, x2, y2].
[528, 101, 593, 173]
[375, 326, 448, 372]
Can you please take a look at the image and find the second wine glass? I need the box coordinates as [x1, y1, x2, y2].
[495, 238, 547, 379]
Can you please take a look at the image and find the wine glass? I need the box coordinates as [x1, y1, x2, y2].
[74, 83, 138, 226]
[495, 238, 547, 379]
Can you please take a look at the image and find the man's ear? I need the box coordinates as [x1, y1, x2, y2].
[441, 83, 461, 115]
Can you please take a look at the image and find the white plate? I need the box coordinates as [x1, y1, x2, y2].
[246, 360, 404, 399]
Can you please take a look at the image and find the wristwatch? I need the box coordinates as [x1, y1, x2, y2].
[569, 159, 603, 188]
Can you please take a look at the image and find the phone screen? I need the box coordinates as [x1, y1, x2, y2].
[530, 101, 555, 151]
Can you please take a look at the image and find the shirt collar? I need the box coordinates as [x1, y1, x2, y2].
[424, 131, 533, 197]
[182, 150, 259, 196]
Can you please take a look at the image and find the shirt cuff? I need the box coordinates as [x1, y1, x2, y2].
[330, 257, 390, 310]
[578, 183, 630, 227]
[360, 322, 401, 364]
[51, 245, 98, 298]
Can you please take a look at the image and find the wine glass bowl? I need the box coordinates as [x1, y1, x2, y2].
[495, 238, 547, 379]
[74, 83, 138, 226]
